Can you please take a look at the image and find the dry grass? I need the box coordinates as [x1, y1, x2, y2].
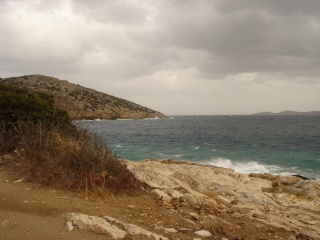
[0, 121, 138, 194]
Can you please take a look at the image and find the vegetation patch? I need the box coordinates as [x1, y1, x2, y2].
[0, 84, 138, 194]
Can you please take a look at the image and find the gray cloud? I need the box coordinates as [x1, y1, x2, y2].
[0, 0, 319, 114]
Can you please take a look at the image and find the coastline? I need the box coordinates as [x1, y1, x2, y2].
[1, 159, 319, 239]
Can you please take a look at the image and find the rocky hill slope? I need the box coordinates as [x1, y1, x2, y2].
[0, 75, 167, 120]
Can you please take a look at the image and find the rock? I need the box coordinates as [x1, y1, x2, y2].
[183, 217, 196, 225]
[184, 193, 198, 205]
[195, 230, 212, 237]
[66, 221, 74, 231]
[104, 215, 169, 240]
[126, 160, 320, 239]
[163, 227, 178, 233]
[163, 188, 184, 199]
[189, 212, 199, 220]
[179, 228, 192, 232]
[13, 178, 25, 183]
[152, 189, 172, 202]
[67, 213, 127, 239]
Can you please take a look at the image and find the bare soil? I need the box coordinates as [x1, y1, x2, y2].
[0, 167, 296, 240]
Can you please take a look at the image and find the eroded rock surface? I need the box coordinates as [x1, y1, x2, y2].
[127, 159, 320, 239]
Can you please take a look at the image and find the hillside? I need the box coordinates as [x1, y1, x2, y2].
[0, 75, 167, 120]
[253, 110, 320, 116]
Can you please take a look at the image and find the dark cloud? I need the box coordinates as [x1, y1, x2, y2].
[0, 0, 319, 114]
[132, 0, 320, 77]
[70, 0, 148, 26]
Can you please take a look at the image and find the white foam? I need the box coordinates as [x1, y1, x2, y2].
[156, 153, 168, 156]
[205, 158, 271, 174]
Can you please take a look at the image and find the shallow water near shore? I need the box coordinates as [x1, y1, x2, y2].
[76, 115, 320, 179]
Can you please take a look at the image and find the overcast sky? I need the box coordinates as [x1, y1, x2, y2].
[1, 0, 319, 115]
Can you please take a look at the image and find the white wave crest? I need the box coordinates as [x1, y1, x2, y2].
[205, 158, 271, 174]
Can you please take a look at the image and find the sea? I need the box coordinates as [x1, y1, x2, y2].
[76, 115, 320, 179]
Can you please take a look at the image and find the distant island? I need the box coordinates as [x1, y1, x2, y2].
[0, 75, 167, 120]
[252, 110, 320, 116]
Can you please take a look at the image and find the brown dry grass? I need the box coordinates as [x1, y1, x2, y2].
[0, 121, 138, 194]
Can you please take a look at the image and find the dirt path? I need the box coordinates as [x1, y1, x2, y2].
[0, 168, 199, 240]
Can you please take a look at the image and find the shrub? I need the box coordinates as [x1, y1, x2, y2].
[0, 84, 71, 130]
[0, 84, 138, 194]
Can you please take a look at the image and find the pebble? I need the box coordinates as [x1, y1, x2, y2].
[13, 178, 24, 183]
[179, 228, 192, 232]
[195, 230, 212, 238]
[164, 228, 178, 233]
[189, 212, 199, 220]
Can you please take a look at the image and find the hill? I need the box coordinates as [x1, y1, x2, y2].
[252, 110, 320, 116]
[0, 75, 167, 120]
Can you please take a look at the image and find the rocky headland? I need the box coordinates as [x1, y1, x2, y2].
[2, 158, 319, 240]
[0, 75, 167, 120]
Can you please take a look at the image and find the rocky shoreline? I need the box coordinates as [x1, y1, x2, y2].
[1, 158, 319, 239]
[67, 159, 320, 239]
[125, 160, 320, 239]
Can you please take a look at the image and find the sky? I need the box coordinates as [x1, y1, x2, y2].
[0, 0, 319, 115]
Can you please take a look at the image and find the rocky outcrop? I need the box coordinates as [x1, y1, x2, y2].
[63, 159, 320, 239]
[126, 160, 320, 240]
[1, 75, 167, 120]
[67, 213, 169, 240]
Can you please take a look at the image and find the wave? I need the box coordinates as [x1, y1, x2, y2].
[203, 158, 320, 179]
[204, 158, 272, 174]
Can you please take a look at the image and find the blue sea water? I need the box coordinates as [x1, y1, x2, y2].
[76, 115, 320, 179]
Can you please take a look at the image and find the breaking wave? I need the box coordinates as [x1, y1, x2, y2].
[204, 158, 272, 174]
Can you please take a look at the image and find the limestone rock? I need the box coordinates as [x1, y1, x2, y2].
[163, 188, 184, 199]
[126, 160, 320, 239]
[195, 230, 212, 237]
[152, 189, 172, 202]
[163, 227, 178, 233]
[189, 212, 199, 220]
[104, 216, 169, 240]
[67, 213, 127, 239]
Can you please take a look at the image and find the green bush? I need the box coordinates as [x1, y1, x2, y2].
[0, 84, 71, 129]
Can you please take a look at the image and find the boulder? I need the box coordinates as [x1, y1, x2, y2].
[67, 213, 127, 239]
